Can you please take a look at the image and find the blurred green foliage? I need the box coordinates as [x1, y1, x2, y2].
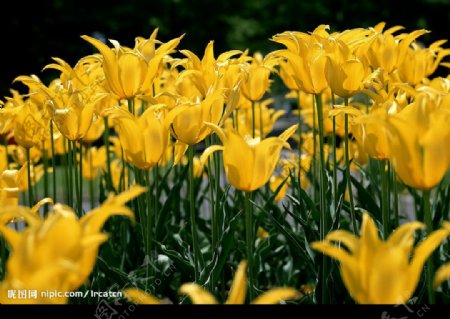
[1, 0, 449, 96]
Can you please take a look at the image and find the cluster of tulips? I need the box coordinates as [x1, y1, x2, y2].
[0, 22, 450, 304]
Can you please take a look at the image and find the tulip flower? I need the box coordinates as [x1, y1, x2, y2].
[201, 123, 298, 192]
[105, 105, 184, 170]
[179, 261, 299, 304]
[12, 102, 45, 149]
[82, 32, 183, 99]
[241, 52, 276, 102]
[325, 39, 372, 98]
[384, 94, 450, 189]
[272, 26, 330, 94]
[82, 146, 107, 180]
[0, 185, 146, 304]
[351, 107, 391, 160]
[397, 40, 450, 85]
[171, 90, 225, 145]
[311, 212, 450, 304]
[361, 24, 428, 76]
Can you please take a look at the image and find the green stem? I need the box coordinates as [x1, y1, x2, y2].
[188, 146, 201, 282]
[297, 91, 303, 210]
[89, 176, 95, 210]
[392, 168, 399, 228]
[153, 164, 159, 230]
[423, 190, 435, 304]
[103, 117, 113, 192]
[145, 169, 154, 278]
[251, 101, 256, 138]
[205, 137, 217, 292]
[26, 148, 34, 206]
[312, 96, 318, 203]
[331, 93, 338, 214]
[259, 101, 264, 138]
[244, 191, 255, 301]
[63, 139, 70, 205]
[72, 141, 80, 214]
[42, 141, 49, 215]
[314, 93, 329, 304]
[79, 140, 83, 216]
[343, 98, 356, 234]
[380, 160, 390, 239]
[50, 121, 57, 202]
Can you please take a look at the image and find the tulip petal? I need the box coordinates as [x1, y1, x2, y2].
[325, 230, 359, 253]
[226, 261, 247, 304]
[252, 288, 300, 304]
[434, 263, 450, 289]
[179, 283, 218, 304]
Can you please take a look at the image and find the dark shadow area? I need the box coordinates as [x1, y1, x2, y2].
[0, 0, 449, 96]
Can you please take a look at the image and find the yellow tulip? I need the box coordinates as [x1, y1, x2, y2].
[397, 40, 450, 85]
[325, 39, 372, 98]
[201, 123, 297, 192]
[106, 105, 182, 170]
[241, 52, 277, 102]
[0, 185, 146, 304]
[272, 26, 329, 94]
[311, 212, 450, 304]
[82, 32, 183, 99]
[352, 107, 391, 160]
[0, 168, 20, 207]
[179, 261, 299, 304]
[12, 102, 45, 149]
[83, 115, 105, 143]
[361, 24, 428, 75]
[52, 94, 96, 141]
[269, 174, 289, 201]
[110, 159, 128, 192]
[384, 94, 450, 189]
[171, 90, 225, 145]
[82, 146, 107, 180]
[177, 41, 243, 98]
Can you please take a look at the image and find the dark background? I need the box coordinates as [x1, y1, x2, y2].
[1, 0, 449, 97]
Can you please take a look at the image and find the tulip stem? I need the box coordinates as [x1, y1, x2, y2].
[244, 191, 255, 301]
[79, 140, 83, 216]
[145, 169, 154, 278]
[314, 93, 329, 304]
[297, 91, 303, 211]
[331, 93, 338, 215]
[153, 164, 159, 229]
[380, 159, 390, 239]
[42, 141, 49, 216]
[188, 146, 201, 282]
[392, 168, 399, 228]
[205, 136, 217, 291]
[343, 98, 356, 234]
[423, 189, 435, 304]
[72, 141, 80, 215]
[312, 95, 318, 204]
[50, 120, 57, 202]
[251, 101, 256, 138]
[26, 147, 34, 206]
[103, 117, 114, 192]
